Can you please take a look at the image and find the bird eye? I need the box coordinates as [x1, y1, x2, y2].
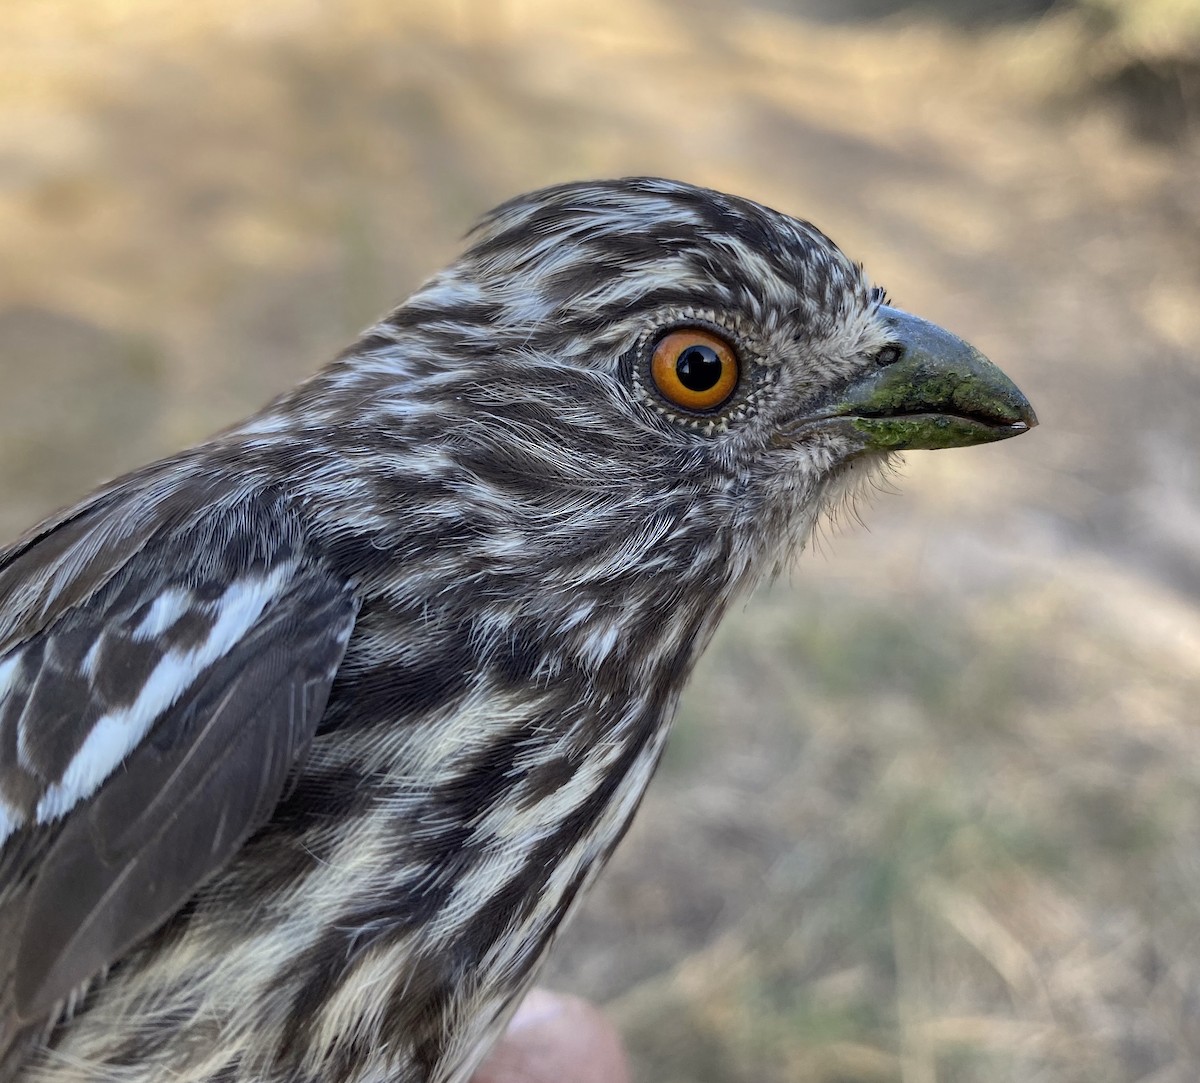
[650, 328, 739, 412]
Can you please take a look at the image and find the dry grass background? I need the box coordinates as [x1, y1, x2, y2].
[2, 1, 1199, 1080]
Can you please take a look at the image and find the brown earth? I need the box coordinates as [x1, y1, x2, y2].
[1, 2, 1199, 1080]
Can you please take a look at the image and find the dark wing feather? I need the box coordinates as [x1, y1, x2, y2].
[0, 461, 210, 651]
[0, 479, 357, 1042]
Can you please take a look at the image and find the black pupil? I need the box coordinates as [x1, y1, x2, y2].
[675, 344, 723, 392]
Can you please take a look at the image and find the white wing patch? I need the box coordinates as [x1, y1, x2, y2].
[132, 587, 193, 640]
[0, 649, 27, 842]
[0, 794, 20, 842]
[31, 564, 296, 829]
[0, 649, 20, 704]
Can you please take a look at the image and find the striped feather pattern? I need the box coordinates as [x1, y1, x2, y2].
[1, 179, 909, 1083]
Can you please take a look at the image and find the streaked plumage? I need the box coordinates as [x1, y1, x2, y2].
[0, 178, 1035, 1083]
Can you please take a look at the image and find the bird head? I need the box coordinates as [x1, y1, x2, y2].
[0, 178, 1036, 1081]
[281, 178, 1035, 681]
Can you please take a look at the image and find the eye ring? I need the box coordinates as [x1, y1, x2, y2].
[649, 328, 739, 412]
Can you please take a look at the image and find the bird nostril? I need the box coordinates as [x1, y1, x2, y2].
[874, 343, 903, 367]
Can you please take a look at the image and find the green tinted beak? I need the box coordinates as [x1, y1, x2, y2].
[799, 306, 1037, 452]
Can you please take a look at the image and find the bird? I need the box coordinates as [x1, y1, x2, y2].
[0, 177, 1035, 1083]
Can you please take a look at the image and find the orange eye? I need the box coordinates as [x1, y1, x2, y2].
[650, 328, 739, 412]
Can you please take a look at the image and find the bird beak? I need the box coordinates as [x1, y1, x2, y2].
[790, 306, 1037, 453]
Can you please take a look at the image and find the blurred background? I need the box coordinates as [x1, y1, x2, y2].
[2, 0, 1199, 1079]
